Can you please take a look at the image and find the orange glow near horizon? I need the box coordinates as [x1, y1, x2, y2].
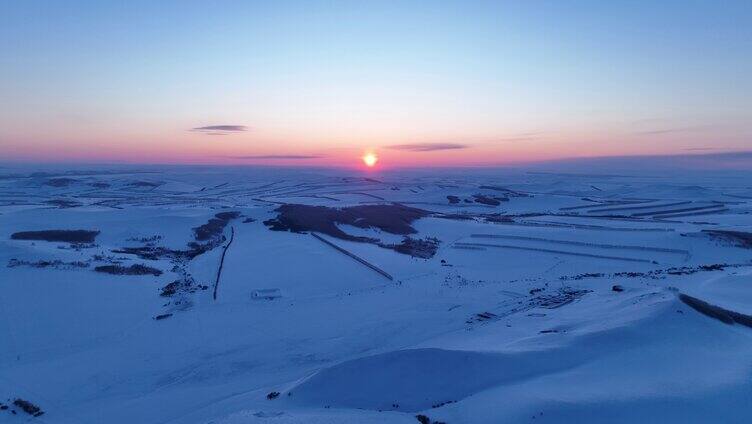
[3, 129, 745, 169]
[362, 152, 378, 167]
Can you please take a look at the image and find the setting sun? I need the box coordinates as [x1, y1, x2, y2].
[362, 152, 378, 167]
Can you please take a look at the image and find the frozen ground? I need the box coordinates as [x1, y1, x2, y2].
[1, 164, 751, 423]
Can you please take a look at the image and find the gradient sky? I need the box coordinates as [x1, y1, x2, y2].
[1, 0, 751, 168]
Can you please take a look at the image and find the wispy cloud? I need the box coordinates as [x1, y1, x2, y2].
[385, 143, 468, 152]
[482, 132, 545, 143]
[228, 154, 322, 160]
[684, 147, 723, 152]
[680, 150, 752, 159]
[191, 125, 248, 135]
[495, 135, 540, 142]
[631, 118, 670, 125]
[530, 150, 752, 172]
[633, 125, 712, 136]
[634, 128, 685, 135]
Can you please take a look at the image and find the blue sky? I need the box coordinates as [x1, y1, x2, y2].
[1, 0, 750, 166]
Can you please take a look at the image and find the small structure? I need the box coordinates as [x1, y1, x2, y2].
[251, 288, 282, 300]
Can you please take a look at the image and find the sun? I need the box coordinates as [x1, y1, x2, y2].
[362, 152, 378, 167]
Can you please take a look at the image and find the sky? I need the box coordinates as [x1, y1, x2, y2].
[1, 0, 751, 168]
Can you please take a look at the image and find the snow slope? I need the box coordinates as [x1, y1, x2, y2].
[1, 165, 751, 423]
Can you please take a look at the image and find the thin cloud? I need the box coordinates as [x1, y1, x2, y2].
[631, 118, 670, 125]
[229, 155, 322, 160]
[385, 143, 468, 152]
[684, 147, 723, 152]
[633, 125, 712, 136]
[532, 150, 752, 170]
[488, 132, 545, 142]
[495, 136, 539, 142]
[191, 125, 248, 134]
[682, 150, 752, 159]
[634, 128, 684, 135]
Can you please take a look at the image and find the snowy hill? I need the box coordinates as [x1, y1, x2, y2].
[1, 166, 751, 423]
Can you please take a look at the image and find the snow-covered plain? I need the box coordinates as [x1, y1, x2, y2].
[1, 165, 752, 423]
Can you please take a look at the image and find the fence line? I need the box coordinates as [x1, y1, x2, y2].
[311, 233, 393, 281]
[213, 226, 235, 300]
